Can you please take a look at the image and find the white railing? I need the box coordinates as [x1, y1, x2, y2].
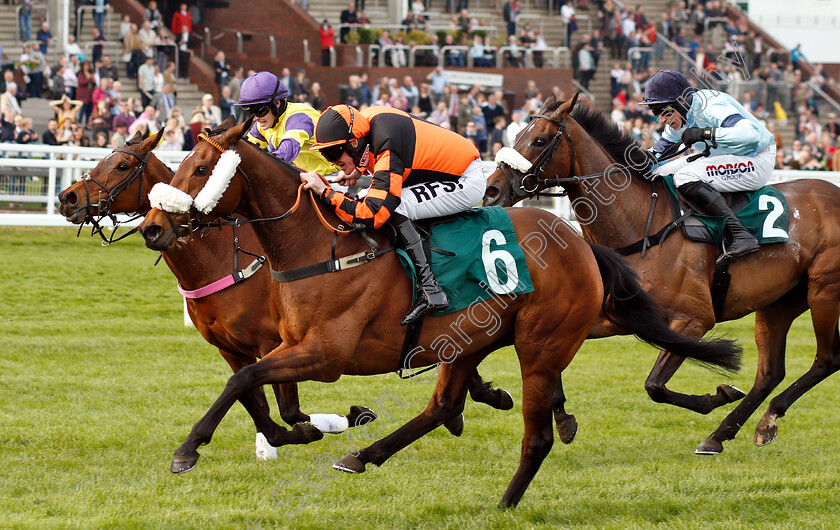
[0, 143, 188, 225]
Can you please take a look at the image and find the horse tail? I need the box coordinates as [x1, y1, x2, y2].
[587, 241, 742, 373]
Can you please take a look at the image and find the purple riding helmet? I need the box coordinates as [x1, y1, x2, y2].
[234, 71, 290, 123]
[640, 69, 695, 117]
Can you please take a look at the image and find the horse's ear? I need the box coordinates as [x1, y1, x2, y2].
[221, 115, 254, 148]
[555, 91, 581, 118]
[139, 127, 165, 153]
[539, 93, 557, 113]
[126, 130, 144, 146]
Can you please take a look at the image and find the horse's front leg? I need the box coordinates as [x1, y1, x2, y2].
[643, 319, 745, 414]
[171, 342, 340, 474]
[335, 351, 489, 474]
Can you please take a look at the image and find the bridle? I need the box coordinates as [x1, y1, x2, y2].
[76, 146, 157, 244]
[497, 113, 628, 199]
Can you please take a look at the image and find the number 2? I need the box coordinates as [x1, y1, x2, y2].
[758, 195, 788, 239]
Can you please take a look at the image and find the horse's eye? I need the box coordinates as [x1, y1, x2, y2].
[196, 166, 208, 176]
[117, 162, 129, 171]
[533, 137, 548, 147]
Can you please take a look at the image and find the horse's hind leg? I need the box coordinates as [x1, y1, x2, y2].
[553, 376, 578, 444]
[335, 352, 488, 474]
[695, 292, 807, 455]
[644, 320, 746, 414]
[755, 293, 840, 446]
[468, 369, 514, 411]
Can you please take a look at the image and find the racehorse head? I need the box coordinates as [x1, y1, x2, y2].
[484, 92, 580, 208]
[139, 115, 255, 251]
[58, 129, 165, 225]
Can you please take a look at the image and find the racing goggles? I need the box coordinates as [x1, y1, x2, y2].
[243, 104, 272, 118]
[649, 103, 677, 117]
[320, 143, 347, 164]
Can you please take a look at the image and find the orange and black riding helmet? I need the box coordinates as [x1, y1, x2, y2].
[310, 105, 371, 165]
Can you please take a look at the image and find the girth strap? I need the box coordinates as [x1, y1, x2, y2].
[178, 257, 266, 299]
[270, 247, 395, 283]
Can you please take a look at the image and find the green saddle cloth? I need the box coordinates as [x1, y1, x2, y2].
[661, 176, 792, 245]
[397, 207, 535, 315]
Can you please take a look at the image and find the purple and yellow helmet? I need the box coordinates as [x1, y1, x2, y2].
[235, 71, 289, 107]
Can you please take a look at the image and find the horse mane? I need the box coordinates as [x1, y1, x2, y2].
[569, 104, 655, 179]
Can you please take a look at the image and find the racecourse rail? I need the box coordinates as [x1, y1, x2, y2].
[1, 142, 839, 227]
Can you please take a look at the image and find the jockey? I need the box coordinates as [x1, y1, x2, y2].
[300, 104, 486, 325]
[641, 69, 775, 264]
[234, 71, 338, 175]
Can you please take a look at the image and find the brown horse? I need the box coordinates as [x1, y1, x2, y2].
[56, 130, 515, 447]
[484, 93, 840, 455]
[137, 117, 740, 507]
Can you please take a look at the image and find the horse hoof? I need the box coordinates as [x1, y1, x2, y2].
[496, 389, 514, 411]
[171, 451, 200, 474]
[718, 384, 746, 403]
[334, 454, 366, 474]
[443, 414, 465, 437]
[292, 422, 324, 444]
[694, 438, 724, 455]
[754, 417, 779, 446]
[557, 414, 578, 444]
[346, 406, 377, 428]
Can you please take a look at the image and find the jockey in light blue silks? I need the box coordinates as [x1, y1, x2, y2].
[641, 69, 776, 263]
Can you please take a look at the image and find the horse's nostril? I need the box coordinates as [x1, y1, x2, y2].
[64, 192, 77, 206]
[486, 187, 499, 198]
[143, 225, 162, 241]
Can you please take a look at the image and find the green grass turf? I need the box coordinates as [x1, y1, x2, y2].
[2, 227, 840, 529]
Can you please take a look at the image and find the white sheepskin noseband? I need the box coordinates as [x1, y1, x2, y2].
[495, 147, 533, 173]
[149, 183, 193, 214]
[193, 149, 241, 214]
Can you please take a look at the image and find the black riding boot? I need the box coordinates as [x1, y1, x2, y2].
[390, 215, 449, 326]
[678, 180, 759, 266]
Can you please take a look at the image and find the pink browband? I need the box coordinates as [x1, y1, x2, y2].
[177, 257, 264, 299]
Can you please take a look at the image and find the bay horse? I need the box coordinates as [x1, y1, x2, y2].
[56, 129, 514, 453]
[484, 93, 840, 455]
[137, 117, 740, 507]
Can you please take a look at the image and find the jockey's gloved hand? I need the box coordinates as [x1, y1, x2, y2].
[682, 127, 715, 146]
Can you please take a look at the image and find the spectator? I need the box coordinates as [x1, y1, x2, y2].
[217, 85, 234, 121]
[309, 82, 325, 111]
[63, 61, 79, 99]
[138, 21, 157, 50]
[343, 74, 363, 107]
[561, 2, 577, 48]
[158, 128, 183, 151]
[108, 81, 123, 115]
[151, 82, 176, 118]
[68, 124, 92, 147]
[428, 101, 450, 128]
[137, 56, 156, 107]
[400, 76, 419, 110]
[503, 35, 524, 68]
[92, 77, 113, 111]
[0, 71, 13, 97]
[99, 56, 119, 82]
[129, 105, 160, 136]
[825, 113, 840, 139]
[504, 109, 526, 146]
[93, 0, 107, 35]
[489, 115, 506, 152]
[279, 67, 292, 89]
[87, 99, 112, 138]
[471, 104, 488, 155]
[289, 68, 310, 103]
[339, 3, 358, 43]
[42, 118, 61, 145]
[123, 24, 142, 78]
[610, 100, 626, 128]
[19, 0, 33, 41]
[144, 1, 163, 31]
[119, 14, 132, 42]
[319, 19, 335, 67]
[1, 82, 22, 115]
[577, 39, 596, 90]
[417, 83, 433, 116]
[532, 31, 548, 68]
[109, 121, 129, 147]
[426, 66, 447, 104]
[213, 51, 229, 90]
[36, 22, 54, 55]
[113, 100, 136, 129]
[171, 3, 193, 35]
[197, 93, 222, 126]
[76, 62, 96, 125]
[358, 73, 372, 106]
[18, 45, 46, 99]
[790, 43, 806, 70]
[503, 0, 520, 37]
[177, 29, 191, 79]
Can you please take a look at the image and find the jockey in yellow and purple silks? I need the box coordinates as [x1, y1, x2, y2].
[234, 71, 338, 175]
